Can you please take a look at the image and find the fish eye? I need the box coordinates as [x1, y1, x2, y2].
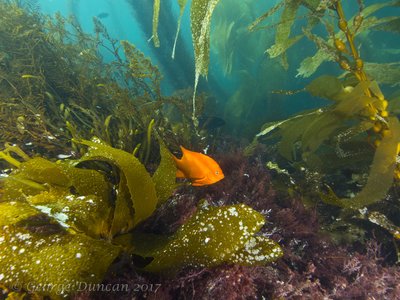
[215, 171, 219, 175]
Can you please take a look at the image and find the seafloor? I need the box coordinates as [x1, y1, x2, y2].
[75, 149, 400, 300]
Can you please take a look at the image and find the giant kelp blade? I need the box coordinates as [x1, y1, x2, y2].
[266, 0, 302, 67]
[278, 110, 321, 160]
[190, 0, 221, 78]
[143, 203, 282, 272]
[152, 142, 177, 205]
[301, 81, 372, 155]
[297, 0, 400, 78]
[322, 117, 400, 209]
[305, 75, 344, 101]
[0, 201, 120, 298]
[364, 62, 400, 87]
[152, 0, 160, 47]
[373, 17, 400, 33]
[248, 1, 285, 32]
[190, 0, 221, 111]
[297, 50, 333, 78]
[77, 138, 158, 228]
[26, 188, 111, 238]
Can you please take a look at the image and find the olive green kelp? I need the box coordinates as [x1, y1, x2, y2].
[151, 0, 221, 119]
[322, 117, 400, 209]
[0, 139, 282, 297]
[250, 75, 400, 210]
[190, 0, 222, 119]
[140, 201, 283, 273]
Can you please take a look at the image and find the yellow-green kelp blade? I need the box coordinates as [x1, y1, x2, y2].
[322, 117, 400, 209]
[190, 0, 221, 119]
[0, 201, 120, 298]
[1, 157, 113, 238]
[142, 202, 282, 272]
[76, 138, 158, 229]
[152, 142, 177, 205]
[152, 0, 160, 47]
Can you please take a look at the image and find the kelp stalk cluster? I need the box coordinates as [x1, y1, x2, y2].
[244, 0, 400, 250]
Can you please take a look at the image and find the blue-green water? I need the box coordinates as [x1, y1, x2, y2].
[32, 0, 400, 137]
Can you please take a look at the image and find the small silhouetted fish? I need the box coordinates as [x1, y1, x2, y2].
[198, 115, 225, 130]
[97, 12, 109, 19]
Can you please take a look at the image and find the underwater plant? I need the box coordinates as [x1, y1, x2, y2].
[244, 0, 400, 252]
[151, 0, 223, 123]
[0, 1, 285, 298]
[0, 0, 178, 161]
[0, 138, 282, 297]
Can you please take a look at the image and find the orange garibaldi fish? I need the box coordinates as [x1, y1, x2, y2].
[173, 146, 224, 186]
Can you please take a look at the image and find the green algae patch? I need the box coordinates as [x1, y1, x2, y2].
[143, 202, 282, 272]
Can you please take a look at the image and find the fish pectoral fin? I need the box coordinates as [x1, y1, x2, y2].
[190, 176, 210, 186]
[176, 169, 186, 178]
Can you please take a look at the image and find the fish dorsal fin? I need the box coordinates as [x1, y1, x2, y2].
[172, 146, 188, 170]
[178, 146, 191, 161]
